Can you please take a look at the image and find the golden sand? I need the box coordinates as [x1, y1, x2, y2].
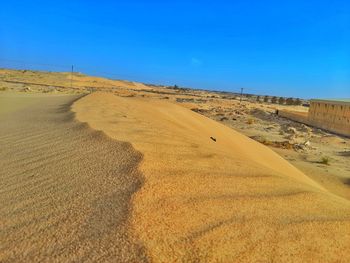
[0, 93, 147, 262]
[73, 92, 350, 262]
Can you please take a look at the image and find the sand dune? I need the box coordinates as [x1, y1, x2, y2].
[0, 68, 153, 92]
[73, 92, 350, 262]
[0, 93, 147, 262]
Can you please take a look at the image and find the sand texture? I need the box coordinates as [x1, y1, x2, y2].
[73, 92, 350, 262]
[0, 93, 148, 262]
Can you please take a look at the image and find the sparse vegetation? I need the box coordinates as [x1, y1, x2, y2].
[278, 97, 285, 105]
[0, 87, 8, 91]
[247, 118, 255, 124]
[294, 98, 302, 105]
[286, 97, 294, 105]
[250, 135, 294, 149]
[320, 156, 330, 165]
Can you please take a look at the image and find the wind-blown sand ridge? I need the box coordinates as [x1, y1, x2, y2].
[73, 92, 350, 262]
[1, 90, 350, 262]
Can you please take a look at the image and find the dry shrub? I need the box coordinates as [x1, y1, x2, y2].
[247, 118, 255, 125]
[250, 136, 294, 150]
[320, 156, 330, 165]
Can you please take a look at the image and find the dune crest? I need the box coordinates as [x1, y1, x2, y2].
[73, 92, 350, 262]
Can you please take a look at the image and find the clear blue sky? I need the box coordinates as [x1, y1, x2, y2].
[1, 1, 349, 98]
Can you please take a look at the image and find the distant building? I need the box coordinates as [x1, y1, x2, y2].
[308, 99, 350, 136]
[277, 98, 350, 137]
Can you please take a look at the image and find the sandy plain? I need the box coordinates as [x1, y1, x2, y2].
[1, 69, 350, 262]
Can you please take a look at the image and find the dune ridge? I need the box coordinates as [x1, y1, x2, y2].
[73, 92, 350, 262]
[0, 93, 148, 262]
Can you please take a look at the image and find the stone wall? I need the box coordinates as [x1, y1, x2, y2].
[308, 100, 350, 137]
[278, 100, 350, 137]
[277, 110, 310, 125]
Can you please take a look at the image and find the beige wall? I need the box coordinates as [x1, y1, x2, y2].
[278, 110, 310, 124]
[308, 101, 350, 137]
[277, 101, 350, 137]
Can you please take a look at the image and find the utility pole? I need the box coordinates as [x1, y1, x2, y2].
[70, 65, 73, 89]
[240, 87, 244, 104]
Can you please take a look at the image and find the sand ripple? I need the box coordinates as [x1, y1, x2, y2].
[0, 94, 147, 262]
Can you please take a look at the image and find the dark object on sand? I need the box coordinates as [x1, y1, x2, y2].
[210, 137, 217, 142]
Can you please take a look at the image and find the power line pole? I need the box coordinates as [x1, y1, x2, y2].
[70, 65, 73, 89]
[240, 87, 244, 104]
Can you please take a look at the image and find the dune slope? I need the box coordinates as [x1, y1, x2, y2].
[0, 93, 147, 262]
[73, 92, 350, 262]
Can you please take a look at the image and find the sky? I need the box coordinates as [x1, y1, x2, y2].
[0, 0, 349, 98]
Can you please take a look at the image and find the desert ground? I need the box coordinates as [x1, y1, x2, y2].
[0, 92, 147, 262]
[1, 68, 350, 262]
